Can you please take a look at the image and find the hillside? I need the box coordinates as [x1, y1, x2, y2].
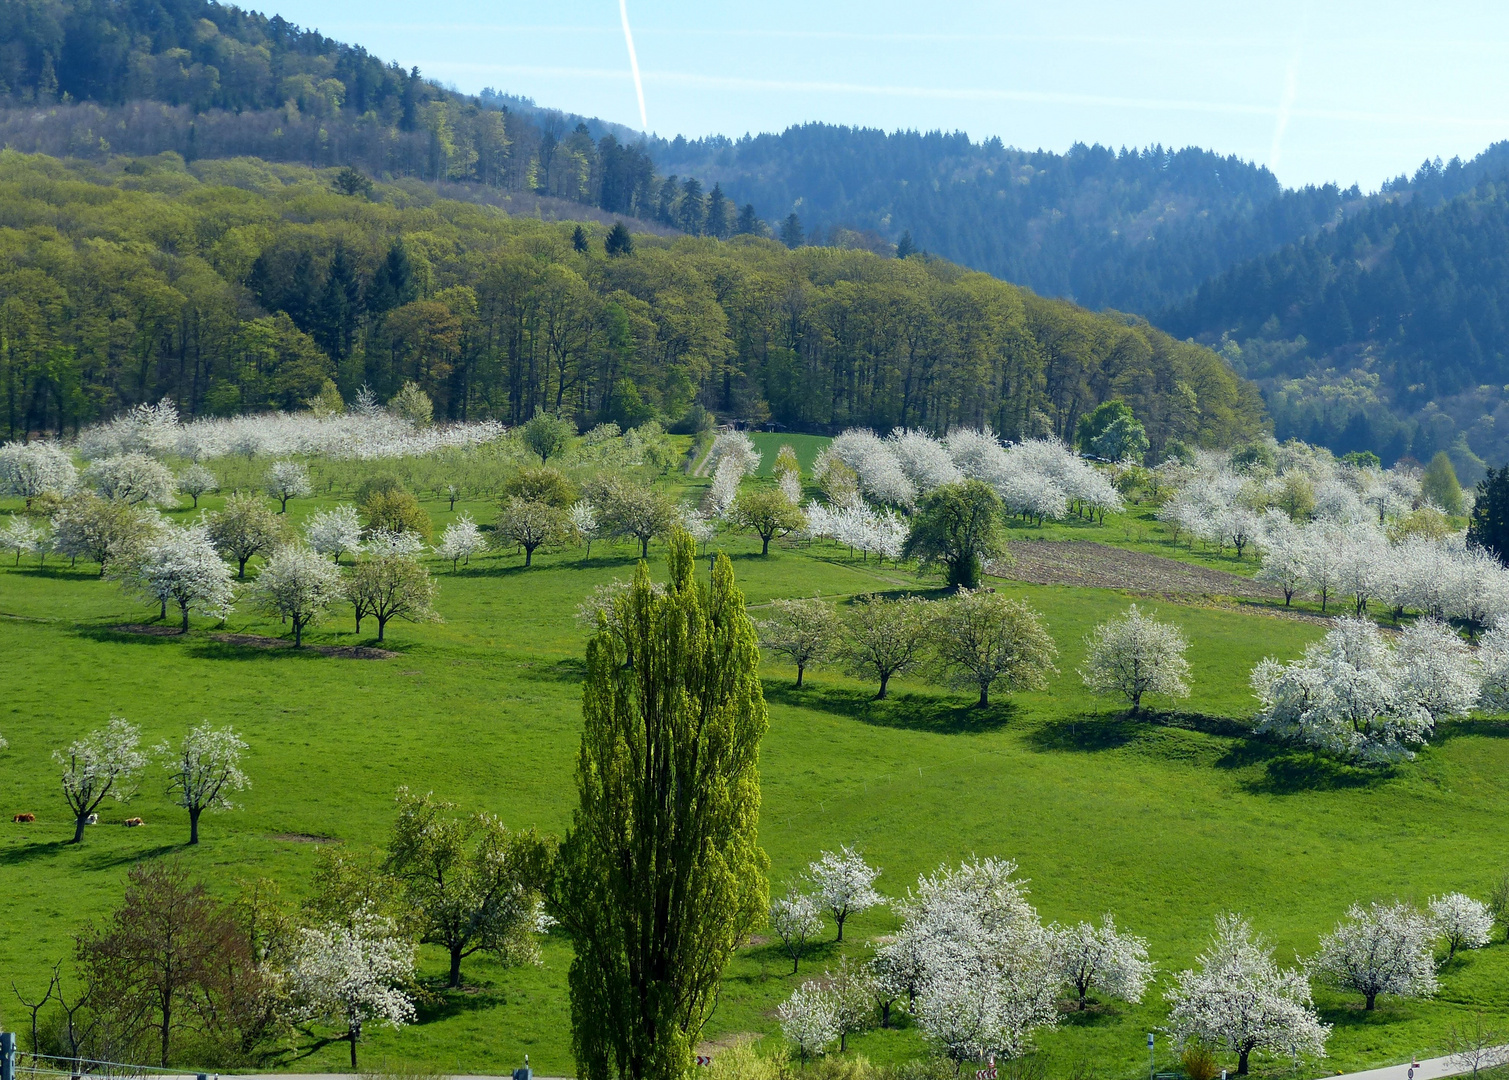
[0, 151, 1264, 451]
[1161, 170, 1509, 476]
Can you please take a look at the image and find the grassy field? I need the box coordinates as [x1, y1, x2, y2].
[0, 478, 1505, 1079]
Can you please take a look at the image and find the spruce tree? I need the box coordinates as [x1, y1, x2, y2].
[1470, 465, 1509, 562]
[554, 530, 769, 1080]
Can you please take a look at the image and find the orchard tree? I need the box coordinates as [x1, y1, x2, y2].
[304, 505, 364, 563]
[934, 589, 1058, 707]
[1430, 893, 1494, 961]
[842, 593, 929, 699]
[569, 500, 600, 559]
[522, 410, 575, 464]
[806, 846, 882, 942]
[1164, 913, 1329, 1075]
[207, 493, 287, 577]
[903, 479, 1007, 590]
[1079, 604, 1191, 714]
[157, 724, 249, 845]
[177, 463, 218, 507]
[551, 532, 768, 1080]
[777, 981, 838, 1063]
[590, 476, 677, 558]
[495, 497, 569, 566]
[504, 465, 578, 508]
[1, 515, 43, 564]
[282, 913, 416, 1070]
[770, 887, 825, 974]
[361, 489, 432, 541]
[435, 513, 486, 569]
[734, 488, 805, 555]
[112, 524, 235, 631]
[824, 955, 878, 1052]
[252, 544, 344, 646]
[86, 453, 178, 506]
[1052, 914, 1154, 1010]
[51, 493, 162, 576]
[0, 440, 77, 507]
[758, 597, 841, 687]
[345, 554, 439, 641]
[264, 461, 313, 512]
[1313, 900, 1438, 1009]
[55, 716, 147, 843]
[384, 788, 553, 988]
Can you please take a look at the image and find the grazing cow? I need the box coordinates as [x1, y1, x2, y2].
[124, 817, 144, 827]
[12, 813, 35, 823]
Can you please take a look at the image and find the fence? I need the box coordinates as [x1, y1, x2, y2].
[2, 1036, 217, 1080]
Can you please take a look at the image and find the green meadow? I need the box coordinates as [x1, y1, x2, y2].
[1, 476, 1506, 1079]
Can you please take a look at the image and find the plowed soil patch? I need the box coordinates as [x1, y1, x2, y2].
[992, 540, 1284, 599]
[210, 632, 397, 659]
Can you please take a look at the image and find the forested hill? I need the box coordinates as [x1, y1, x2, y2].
[0, 151, 1263, 454]
[656, 128, 1509, 316]
[1160, 171, 1509, 475]
[0, 0, 679, 226]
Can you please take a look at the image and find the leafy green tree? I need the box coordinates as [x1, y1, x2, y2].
[903, 480, 1007, 590]
[504, 465, 577, 508]
[1092, 414, 1150, 464]
[361, 489, 432, 541]
[345, 554, 439, 641]
[933, 589, 1058, 707]
[1469, 466, 1509, 563]
[385, 788, 553, 988]
[590, 476, 677, 558]
[841, 594, 929, 700]
[206, 493, 287, 578]
[332, 167, 373, 199]
[757, 597, 840, 687]
[522, 410, 575, 464]
[553, 532, 768, 1080]
[734, 488, 805, 554]
[495, 497, 570, 566]
[1423, 451, 1464, 515]
[1075, 400, 1136, 456]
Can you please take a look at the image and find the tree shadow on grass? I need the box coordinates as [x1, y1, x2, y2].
[75, 624, 183, 648]
[0, 838, 71, 865]
[1435, 718, 1509, 745]
[1023, 710, 1244, 754]
[414, 984, 511, 1023]
[1213, 738, 1393, 795]
[519, 657, 588, 684]
[82, 843, 182, 870]
[764, 682, 1017, 734]
[1057, 1002, 1125, 1027]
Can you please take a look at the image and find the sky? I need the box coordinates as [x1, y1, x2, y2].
[262, 0, 1509, 191]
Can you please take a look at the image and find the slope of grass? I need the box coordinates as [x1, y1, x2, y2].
[0, 490, 1504, 1079]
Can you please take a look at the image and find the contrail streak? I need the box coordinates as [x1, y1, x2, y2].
[619, 0, 647, 131]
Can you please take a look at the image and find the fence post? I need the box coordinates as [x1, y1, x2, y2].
[1, 1031, 15, 1080]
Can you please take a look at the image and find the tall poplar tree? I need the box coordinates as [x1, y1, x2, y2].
[553, 529, 769, 1080]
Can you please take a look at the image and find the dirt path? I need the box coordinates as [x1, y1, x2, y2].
[990, 540, 1284, 600]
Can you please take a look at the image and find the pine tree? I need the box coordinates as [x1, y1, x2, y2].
[735, 204, 760, 235]
[572, 225, 589, 253]
[706, 183, 730, 238]
[1470, 466, 1509, 563]
[604, 222, 634, 257]
[895, 230, 917, 258]
[780, 213, 804, 249]
[553, 530, 769, 1080]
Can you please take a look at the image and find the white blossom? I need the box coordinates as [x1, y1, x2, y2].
[251, 543, 345, 646]
[265, 460, 314, 510]
[889, 428, 962, 492]
[705, 456, 744, 520]
[1312, 901, 1438, 1008]
[155, 723, 249, 843]
[806, 846, 884, 942]
[0, 515, 43, 564]
[54, 717, 148, 841]
[706, 430, 762, 476]
[1079, 604, 1191, 713]
[434, 513, 486, 568]
[0, 440, 77, 503]
[112, 523, 236, 630]
[1052, 914, 1154, 1009]
[1430, 893, 1494, 960]
[363, 529, 427, 558]
[282, 912, 417, 1066]
[770, 886, 825, 974]
[177, 462, 218, 506]
[85, 453, 178, 506]
[1164, 913, 1329, 1074]
[777, 981, 839, 1062]
[305, 504, 364, 563]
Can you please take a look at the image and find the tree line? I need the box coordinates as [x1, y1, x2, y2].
[0, 152, 1264, 454]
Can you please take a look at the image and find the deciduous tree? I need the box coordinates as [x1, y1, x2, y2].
[1079, 604, 1191, 714]
[758, 597, 841, 687]
[735, 488, 805, 555]
[345, 554, 439, 640]
[252, 543, 344, 646]
[264, 461, 312, 512]
[552, 532, 768, 1080]
[1051, 914, 1153, 1010]
[933, 589, 1058, 708]
[55, 717, 147, 844]
[770, 887, 825, 974]
[842, 593, 929, 700]
[157, 724, 249, 845]
[806, 846, 882, 942]
[903, 480, 1007, 590]
[1312, 900, 1437, 1010]
[207, 494, 286, 578]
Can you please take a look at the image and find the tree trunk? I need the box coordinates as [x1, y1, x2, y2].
[377, 617, 387, 642]
[796, 663, 805, 688]
[160, 597, 167, 620]
[880, 1001, 891, 1028]
[524, 545, 533, 567]
[877, 672, 889, 700]
[449, 946, 463, 988]
[836, 914, 845, 942]
[1237, 1048, 1250, 1075]
[237, 556, 249, 579]
[1365, 992, 1377, 1010]
[979, 684, 990, 708]
[189, 806, 201, 845]
[180, 603, 190, 633]
[761, 534, 771, 555]
[640, 536, 650, 558]
[72, 814, 87, 844]
[293, 618, 303, 647]
[349, 1030, 358, 1069]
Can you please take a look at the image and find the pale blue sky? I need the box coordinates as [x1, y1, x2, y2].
[266, 1, 1509, 190]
